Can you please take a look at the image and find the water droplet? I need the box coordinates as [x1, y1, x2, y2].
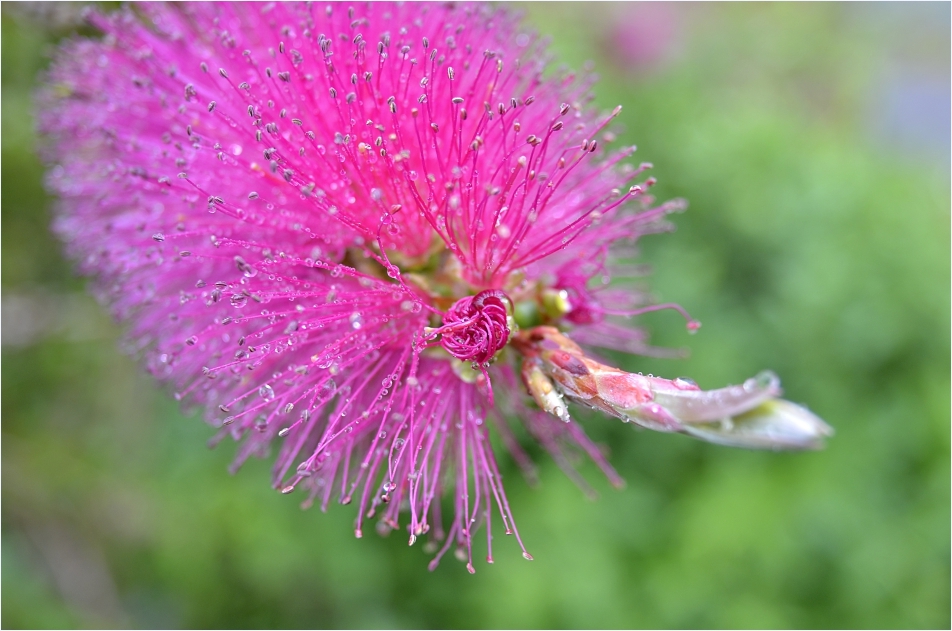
[755, 370, 777, 389]
[349, 312, 363, 329]
[674, 377, 698, 389]
[258, 384, 275, 400]
[319, 379, 336, 399]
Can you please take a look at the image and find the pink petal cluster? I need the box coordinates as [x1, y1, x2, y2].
[38, 2, 828, 571]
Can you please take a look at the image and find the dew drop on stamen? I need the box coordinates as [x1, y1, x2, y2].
[258, 384, 275, 400]
[319, 379, 336, 399]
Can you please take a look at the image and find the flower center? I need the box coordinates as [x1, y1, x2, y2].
[438, 290, 512, 367]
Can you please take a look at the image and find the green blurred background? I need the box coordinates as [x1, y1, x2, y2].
[2, 2, 949, 628]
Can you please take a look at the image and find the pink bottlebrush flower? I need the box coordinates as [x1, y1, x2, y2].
[38, 2, 831, 571]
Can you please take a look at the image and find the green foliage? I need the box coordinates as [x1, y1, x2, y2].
[3, 4, 948, 628]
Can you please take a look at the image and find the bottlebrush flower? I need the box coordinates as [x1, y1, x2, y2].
[38, 2, 831, 571]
